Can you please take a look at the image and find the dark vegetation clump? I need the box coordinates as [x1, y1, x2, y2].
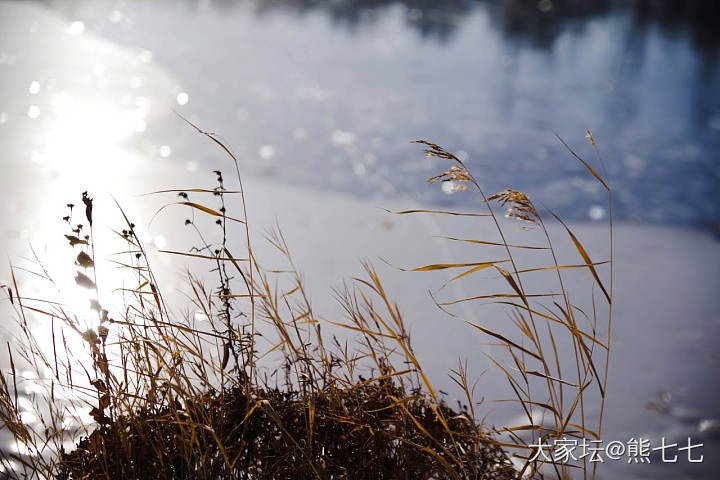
[57, 383, 514, 479]
[0, 123, 612, 479]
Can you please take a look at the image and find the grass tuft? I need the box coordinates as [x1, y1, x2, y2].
[0, 128, 611, 479]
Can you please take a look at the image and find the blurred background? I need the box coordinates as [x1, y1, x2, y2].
[0, 1, 719, 478]
[1, 0, 719, 229]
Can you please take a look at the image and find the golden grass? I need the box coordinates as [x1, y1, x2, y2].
[0, 126, 612, 479]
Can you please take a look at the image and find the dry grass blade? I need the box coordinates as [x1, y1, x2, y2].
[145, 188, 243, 195]
[153, 201, 246, 224]
[440, 293, 559, 306]
[401, 260, 507, 272]
[441, 236, 549, 250]
[436, 262, 501, 291]
[549, 211, 610, 303]
[384, 208, 490, 217]
[158, 250, 249, 262]
[493, 265, 527, 306]
[466, 322, 541, 361]
[554, 134, 609, 191]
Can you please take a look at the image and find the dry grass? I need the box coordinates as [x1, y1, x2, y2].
[0, 125, 611, 479]
[405, 136, 613, 479]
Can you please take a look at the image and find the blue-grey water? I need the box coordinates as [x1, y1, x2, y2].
[23, 0, 720, 229]
[1, 1, 719, 479]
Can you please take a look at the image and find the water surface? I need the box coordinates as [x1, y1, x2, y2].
[14, 0, 720, 228]
[1, 1, 719, 478]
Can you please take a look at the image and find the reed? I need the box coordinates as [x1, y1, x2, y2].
[0, 125, 611, 479]
[401, 136, 613, 479]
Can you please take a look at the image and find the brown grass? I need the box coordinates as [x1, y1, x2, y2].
[0, 125, 611, 479]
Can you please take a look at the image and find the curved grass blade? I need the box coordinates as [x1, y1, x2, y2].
[555, 134, 609, 191]
[549, 211, 611, 303]
[466, 321, 541, 361]
[383, 208, 489, 217]
[440, 236, 549, 250]
[400, 261, 508, 272]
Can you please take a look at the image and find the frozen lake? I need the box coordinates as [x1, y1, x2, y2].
[0, 1, 719, 478]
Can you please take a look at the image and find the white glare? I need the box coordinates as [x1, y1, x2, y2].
[50, 91, 73, 113]
[18, 410, 39, 425]
[67, 21, 85, 35]
[441, 181, 457, 194]
[698, 419, 719, 433]
[138, 50, 153, 63]
[176, 92, 189, 105]
[159, 145, 172, 158]
[331, 130, 355, 146]
[154, 235, 167, 249]
[259, 145, 275, 160]
[589, 205, 605, 221]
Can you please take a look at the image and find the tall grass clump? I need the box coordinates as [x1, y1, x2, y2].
[395, 135, 613, 479]
[0, 123, 611, 479]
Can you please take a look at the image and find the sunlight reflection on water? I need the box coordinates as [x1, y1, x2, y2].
[34, 0, 712, 229]
[0, 5, 193, 463]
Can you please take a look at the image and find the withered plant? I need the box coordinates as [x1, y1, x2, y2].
[0, 125, 611, 480]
